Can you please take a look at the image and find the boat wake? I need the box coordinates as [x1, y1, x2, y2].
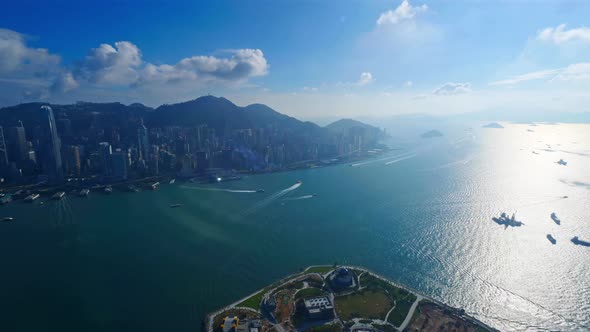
[181, 186, 258, 193]
[350, 151, 414, 167]
[384, 153, 417, 165]
[243, 182, 302, 215]
[283, 194, 314, 201]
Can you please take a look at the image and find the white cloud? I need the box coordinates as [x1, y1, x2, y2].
[357, 72, 373, 85]
[51, 72, 79, 92]
[489, 69, 560, 86]
[75, 41, 142, 85]
[490, 63, 590, 86]
[302, 86, 318, 92]
[537, 24, 590, 44]
[432, 82, 471, 95]
[377, 0, 428, 25]
[0, 28, 61, 77]
[404, 81, 413, 87]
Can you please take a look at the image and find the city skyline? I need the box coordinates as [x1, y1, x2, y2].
[2, 1, 590, 119]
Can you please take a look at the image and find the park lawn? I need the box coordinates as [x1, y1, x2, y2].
[236, 290, 264, 310]
[294, 287, 325, 300]
[335, 289, 394, 321]
[387, 296, 416, 327]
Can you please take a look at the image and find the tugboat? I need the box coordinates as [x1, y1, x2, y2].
[24, 193, 40, 202]
[571, 236, 590, 247]
[78, 189, 90, 197]
[492, 212, 524, 228]
[546, 234, 556, 245]
[550, 212, 561, 225]
[52, 192, 65, 200]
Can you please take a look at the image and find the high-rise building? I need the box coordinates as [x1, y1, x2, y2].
[65, 145, 81, 176]
[98, 142, 112, 177]
[6, 121, 27, 163]
[0, 126, 9, 169]
[137, 118, 150, 161]
[111, 149, 128, 180]
[39, 106, 63, 183]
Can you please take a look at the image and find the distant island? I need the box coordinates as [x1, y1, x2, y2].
[482, 122, 504, 129]
[420, 130, 443, 138]
[205, 265, 496, 332]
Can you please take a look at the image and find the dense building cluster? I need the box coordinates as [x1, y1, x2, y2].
[0, 101, 384, 186]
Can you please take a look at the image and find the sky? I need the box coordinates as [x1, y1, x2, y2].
[1, 0, 590, 120]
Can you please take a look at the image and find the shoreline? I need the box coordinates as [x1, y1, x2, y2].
[204, 265, 498, 332]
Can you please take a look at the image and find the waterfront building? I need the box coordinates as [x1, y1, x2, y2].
[6, 121, 28, 163]
[38, 106, 63, 184]
[303, 296, 334, 319]
[137, 118, 150, 161]
[0, 126, 9, 169]
[98, 142, 112, 177]
[111, 150, 128, 180]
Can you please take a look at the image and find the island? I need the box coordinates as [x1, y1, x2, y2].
[204, 265, 496, 332]
[482, 122, 504, 129]
[420, 130, 443, 138]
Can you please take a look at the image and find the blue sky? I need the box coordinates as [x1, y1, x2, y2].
[1, 0, 590, 119]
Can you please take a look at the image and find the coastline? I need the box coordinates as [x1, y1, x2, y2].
[204, 265, 498, 332]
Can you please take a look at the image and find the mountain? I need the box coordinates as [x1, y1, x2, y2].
[325, 118, 380, 133]
[149, 95, 326, 139]
[421, 129, 443, 138]
[483, 122, 504, 128]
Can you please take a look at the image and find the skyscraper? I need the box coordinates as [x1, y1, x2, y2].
[137, 118, 150, 161]
[39, 106, 63, 183]
[111, 150, 128, 180]
[0, 126, 9, 169]
[98, 142, 112, 177]
[6, 121, 27, 163]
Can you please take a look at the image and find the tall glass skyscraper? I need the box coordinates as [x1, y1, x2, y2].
[39, 106, 63, 183]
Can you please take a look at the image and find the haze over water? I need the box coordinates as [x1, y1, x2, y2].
[1, 122, 589, 331]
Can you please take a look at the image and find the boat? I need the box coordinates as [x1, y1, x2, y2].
[24, 193, 40, 202]
[1, 217, 14, 222]
[169, 204, 182, 208]
[550, 212, 561, 225]
[150, 182, 160, 190]
[78, 189, 90, 197]
[492, 212, 524, 228]
[52, 191, 65, 200]
[546, 234, 556, 245]
[1, 195, 12, 205]
[296, 180, 302, 184]
[256, 189, 265, 193]
[104, 186, 113, 194]
[563, 196, 568, 199]
[556, 159, 567, 166]
[571, 236, 590, 247]
[127, 185, 139, 192]
[169, 179, 176, 184]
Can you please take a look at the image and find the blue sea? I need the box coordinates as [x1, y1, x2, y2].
[0, 122, 589, 331]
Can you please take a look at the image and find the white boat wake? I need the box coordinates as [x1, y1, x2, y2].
[243, 182, 302, 215]
[283, 194, 314, 201]
[181, 186, 257, 193]
[351, 151, 414, 167]
[384, 154, 417, 165]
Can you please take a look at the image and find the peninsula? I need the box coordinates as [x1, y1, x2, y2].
[204, 265, 496, 332]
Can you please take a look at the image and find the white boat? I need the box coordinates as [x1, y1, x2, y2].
[104, 186, 113, 194]
[2, 217, 14, 222]
[169, 179, 176, 184]
[52, 192, 65, 200]
[24, 194, 40, 202]
[79, 189, 90, 197]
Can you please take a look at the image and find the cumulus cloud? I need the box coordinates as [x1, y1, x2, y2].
[537, 24, 590, 44]
[377, 0, 428, 25]
[432, 82, 471, 95]
[490, 63, 590, 86]
[0, 28, 61, 77]
[75, 41, 142, 85]
[50, 72, 79, 93]
[357, 72, 373, 85]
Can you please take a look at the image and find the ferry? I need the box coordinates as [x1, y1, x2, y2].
[104, 186, 113, 194]
[492, 212, 524, 228]
[24, 193, 40, 202]
[1, 217, 14, 222]
[546, 234, 556, 245]
[550, 212, 561, 225]
[52, 191, 66, 200]
[169, 204, 182, 208]
[571, 236, 590, 247]
[78, 189, 90, 197]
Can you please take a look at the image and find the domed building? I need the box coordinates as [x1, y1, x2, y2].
[329, 267, 356, 289]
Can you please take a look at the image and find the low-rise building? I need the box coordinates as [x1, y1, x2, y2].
[304, 296, 334, 319]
